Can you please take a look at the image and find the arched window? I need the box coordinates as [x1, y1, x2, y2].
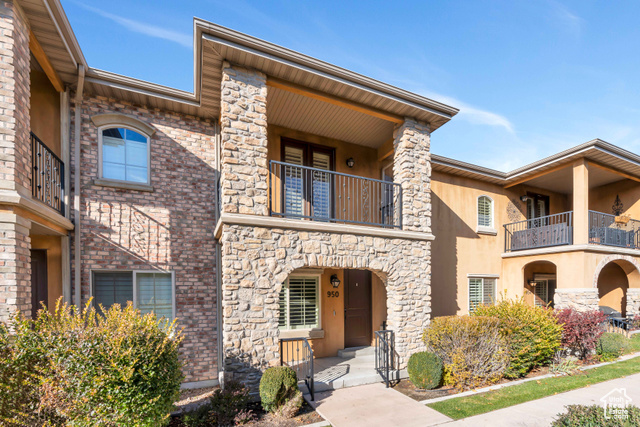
[477, 195, 494, 231]
[92, 114, 155, 186]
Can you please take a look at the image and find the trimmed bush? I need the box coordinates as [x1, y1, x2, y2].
[0, 300, 184, 426]
[259, 366, 299, 413]
[474, 297, 562, 378]
[597, 333, 629, 361]
[555, 309, 606, 359]
[422, 316, 509, 390]
[552, 404, 640, 426]
[407, 351, 443, 389]
[210, 380, 252, 426]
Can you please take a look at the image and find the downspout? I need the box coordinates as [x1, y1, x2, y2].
[214, 118, 224, 384]
[73, 65, 85, 308]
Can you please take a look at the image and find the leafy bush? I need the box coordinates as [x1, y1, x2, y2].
[407, 351, 443, 389]
[552, 404, 640, 426]
[181, 403, 214, 427]
[259, 366, 299, 413]
[0, 300, 184, 426]
[210, 381, 252, 426]
[275, 389, 303, 419]
[474, 298, 562, 378]
[597, 333, 630, 361]
[549, 353, 580, 376]
[422, 316, 509, 390]
[632, 315, 640, 331]
[555, 309, 606, 359]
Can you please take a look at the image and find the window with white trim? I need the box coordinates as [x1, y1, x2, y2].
[278, 276, 319, 330]
[100, 127, 150, 184]
[92, 271, 175, 319]
[469, 277, 496, 312]
[477, 195, 494, 229]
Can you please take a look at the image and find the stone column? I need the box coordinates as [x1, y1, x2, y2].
[393, 119, 431, 232]
[572, 159, 589, 245]
[626, 288, 640, 317]
[554, 288, 599, 311]
[219, 62, 269, 216]
[0, 212, 31, 321]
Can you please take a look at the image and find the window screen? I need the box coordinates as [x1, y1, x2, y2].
[136, 272, 173, 319]
[93, 272, 133, 311]
[469, 277, 496, 312]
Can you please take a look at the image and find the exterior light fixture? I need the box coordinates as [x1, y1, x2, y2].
[529, 280, 537, 287]
[520, 195, 530, 202]
[346, 157, 355, 168]
[330, 274, 341, 288]
[612, 195, 624, 216]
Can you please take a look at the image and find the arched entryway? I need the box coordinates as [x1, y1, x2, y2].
[594, 256, 640, 317]
[523, 260, 557, 308]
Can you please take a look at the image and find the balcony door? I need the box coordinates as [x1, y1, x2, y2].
[527, 193, 550, 227]
[281, 139, 334, 220]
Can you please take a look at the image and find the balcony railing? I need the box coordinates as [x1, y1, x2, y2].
[269, 160, 402, 228]
[589, 211, 640, 249]
[504, 211, 573, 252]
[31, 132, 65, 215]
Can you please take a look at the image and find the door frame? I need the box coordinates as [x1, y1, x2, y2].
[30, 249, 48, 319]
[344, 269, 372, 348]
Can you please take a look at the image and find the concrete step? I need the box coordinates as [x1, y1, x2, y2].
[300, 369, 409, 393]
[337, 346, 375, 358]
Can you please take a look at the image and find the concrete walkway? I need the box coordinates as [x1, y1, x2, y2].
[443, 372, 640, 426]
[307, 382, 452, 427]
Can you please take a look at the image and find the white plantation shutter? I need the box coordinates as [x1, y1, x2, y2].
[279, 276, 319, 330]
[477, 196, 493, 228]
[284, 146, 304, 216]
[483, 278, 496, 305]
[469, 277, 496, 312]
[469, 278, 482, 312]
[312, 152, 331, 218]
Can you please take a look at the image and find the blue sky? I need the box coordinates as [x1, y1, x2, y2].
[63, 0, 640, 171]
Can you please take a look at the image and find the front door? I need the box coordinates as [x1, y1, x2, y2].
[344, 269, 372, 348]
[30, 249, 48, 319]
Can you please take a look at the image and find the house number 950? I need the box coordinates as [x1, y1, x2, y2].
[327, 291, 339, 298]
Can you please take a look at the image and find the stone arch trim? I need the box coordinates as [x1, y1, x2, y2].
[90, 113, 156, 136]
[592, 255, 640, 288]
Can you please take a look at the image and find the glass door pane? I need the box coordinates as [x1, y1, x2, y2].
[283, 146, 304, 217]
[311, 151, 331, 219]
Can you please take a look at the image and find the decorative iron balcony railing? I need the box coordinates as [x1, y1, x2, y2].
[269, 160, 402, 228]
[589, 211, 640, 249]
[504, 211, 573, 252]
[31, 132, 65, 215]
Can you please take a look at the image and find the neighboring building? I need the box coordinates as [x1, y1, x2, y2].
[1, 0, 638, 393]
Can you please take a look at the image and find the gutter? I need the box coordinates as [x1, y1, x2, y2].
[73, 64, 85, 307]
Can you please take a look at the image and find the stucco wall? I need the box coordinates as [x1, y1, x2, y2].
[30, 69, 61, 156]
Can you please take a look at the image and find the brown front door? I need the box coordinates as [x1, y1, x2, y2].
[30, 249, 48, 320]
[344, 269, 372, 348]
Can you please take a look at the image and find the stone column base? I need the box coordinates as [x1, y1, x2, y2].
[626, 289, 640, 317]
[554, 288, 599, 312]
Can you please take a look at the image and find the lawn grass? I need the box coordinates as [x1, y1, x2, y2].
[427, 355, 640, 420]
[627, 333, 640, 353]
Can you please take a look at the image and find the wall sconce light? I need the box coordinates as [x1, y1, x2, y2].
[346, 157, 355, 168]
[330, 274, 341, 288]
[529, 280, 537, 287]
[520, 195, 531, 202]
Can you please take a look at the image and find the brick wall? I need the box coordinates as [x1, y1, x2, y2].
[70, 95, 219, 383]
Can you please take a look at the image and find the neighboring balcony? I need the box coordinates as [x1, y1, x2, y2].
[504, 210, 640, 252]
[31, 131, 65, 215]
[268, 160, 402, 229]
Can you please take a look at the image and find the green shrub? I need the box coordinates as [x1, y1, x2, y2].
[181, 403, 213, 427]
[0, 299, 184, 426]
[597, 333, 630, 361]
[552, 404, 640, 426]
[407, 351, 443, 390]
[422, 316, 509, 390]
[180, 381, 253, 427]
[474, 297, 562, 378]
[259, 366, 299, 413]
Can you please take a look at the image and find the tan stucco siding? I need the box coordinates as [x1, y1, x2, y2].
[30, 69, 60, 156]
[30, 235, 62, 311]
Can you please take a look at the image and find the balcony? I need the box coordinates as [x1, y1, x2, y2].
[589, 211, 640, 249]
[504, 212, 573, 252]
[268, 160, 402, 228]
[31, 132, 65, 215]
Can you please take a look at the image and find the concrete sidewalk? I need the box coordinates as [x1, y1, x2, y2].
[307, 382, 452, 427]
[442, 372, 640, 426]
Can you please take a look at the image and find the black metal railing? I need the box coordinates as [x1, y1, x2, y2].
[589, 211, 640, 249]
[31, 132, 64, 215]
[374, 330, 394, 388]
[269, 160, 402, 228]
[279, 337, 314, 400]
[504, 211, 573, 252]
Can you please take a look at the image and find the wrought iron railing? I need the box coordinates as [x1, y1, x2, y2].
[374, 329, 394, 388]
[589, 211, 640, 249]
[279, 337, 314, 400]
[269, 160, 402, 228]
[31, 132, 65, 215]
[504, 211, 573, 252]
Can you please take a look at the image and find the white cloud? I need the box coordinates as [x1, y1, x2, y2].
[548, 0, 584, 37]
[74, 3, 192, 48]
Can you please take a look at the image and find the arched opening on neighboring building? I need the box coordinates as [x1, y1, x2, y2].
[523, 261, 557, 308]
[594, 258, 640, 317]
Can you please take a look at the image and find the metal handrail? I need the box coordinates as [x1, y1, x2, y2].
[31, 132, 65, 215]
[279, 337, 314, 400]
[374, 330, 394, 388]
[589, 210, 640, 249]
[269, 160, 402, 228]
[504, 211, 573, 252]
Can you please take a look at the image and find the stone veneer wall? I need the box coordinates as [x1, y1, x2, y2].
[554, 288, 599, 312]
[70, 95, 219, 383]
[626, 288, 640, 317]
[0, 0, 31, 322]
[220, 224, 431, 391]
